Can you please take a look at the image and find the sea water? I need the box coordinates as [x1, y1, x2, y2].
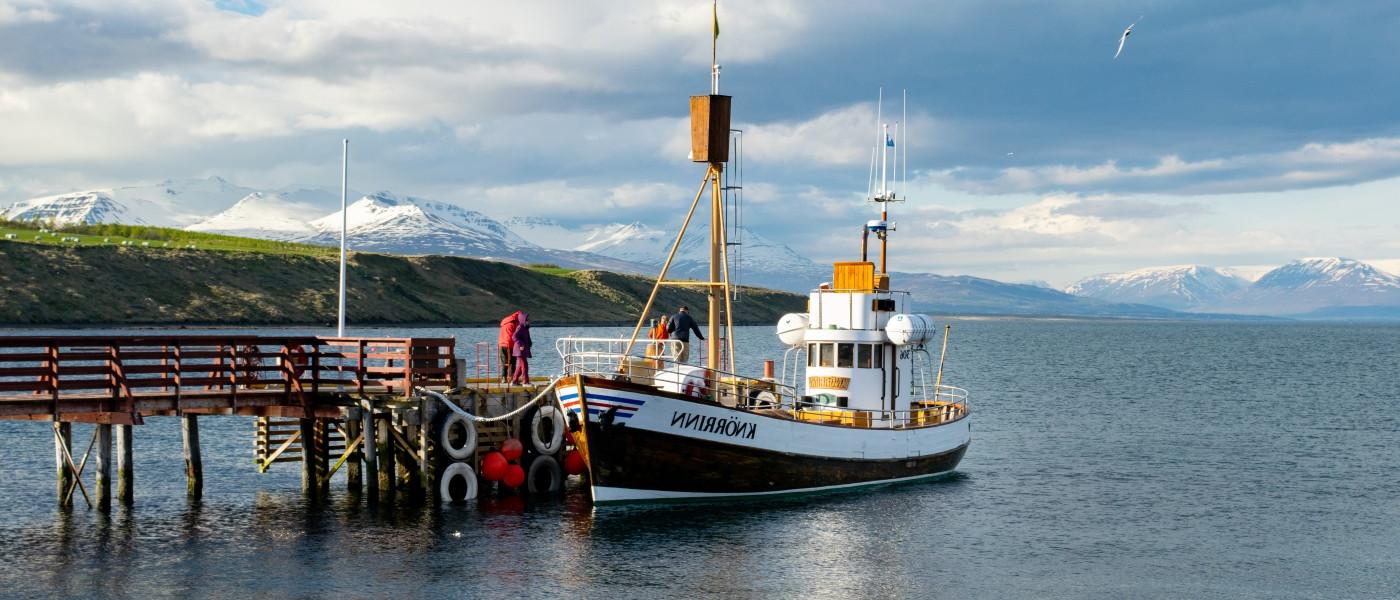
[0, 320, 1397, 598]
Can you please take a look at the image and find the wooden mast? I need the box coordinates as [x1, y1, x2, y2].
[619, 1, 732, 373]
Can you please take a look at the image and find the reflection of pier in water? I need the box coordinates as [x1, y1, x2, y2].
[0, 334, 547, 510]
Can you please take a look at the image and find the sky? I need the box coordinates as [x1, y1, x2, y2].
[1, 0, 1398, 286]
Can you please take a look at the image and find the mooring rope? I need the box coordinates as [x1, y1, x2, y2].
[415, 376, 564, 423]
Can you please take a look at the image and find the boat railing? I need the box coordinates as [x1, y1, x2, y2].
[555, 337, 684, 372]
[555, 337, 804, 407]
[788, 385, 969, 429]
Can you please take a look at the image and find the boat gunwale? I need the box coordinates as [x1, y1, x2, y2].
[555, 372, 970, 431]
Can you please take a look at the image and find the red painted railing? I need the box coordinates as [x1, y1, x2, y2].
[0, 335, 456, 421]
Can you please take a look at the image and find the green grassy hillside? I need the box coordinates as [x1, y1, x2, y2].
[0, 241, 804, 326]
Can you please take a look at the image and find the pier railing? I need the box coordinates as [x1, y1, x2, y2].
[0, 335, 456, 421]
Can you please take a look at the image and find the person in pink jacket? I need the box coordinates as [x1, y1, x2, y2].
[497, 310, 521, 383]
[509, 312, 533, 385]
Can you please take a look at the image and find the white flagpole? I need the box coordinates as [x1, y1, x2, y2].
[337, 138, 348, 337]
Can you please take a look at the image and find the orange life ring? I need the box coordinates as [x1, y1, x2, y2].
[683, 378, 710, 399]
[288, 345, 309, 378]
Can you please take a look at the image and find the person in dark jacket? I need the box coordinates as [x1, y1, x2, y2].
[497, 310, 521, 383]
[667, 306, 704, 363]
[509, 312, 533, 385]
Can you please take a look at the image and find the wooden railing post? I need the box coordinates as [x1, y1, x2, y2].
[356, 340, 366, 396]
[402, 340, 412, 399]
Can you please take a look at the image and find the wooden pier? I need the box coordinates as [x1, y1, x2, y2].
[0, 334, 556, 510]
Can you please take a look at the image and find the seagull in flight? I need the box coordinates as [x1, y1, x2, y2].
[1114, 17, 1141, 59]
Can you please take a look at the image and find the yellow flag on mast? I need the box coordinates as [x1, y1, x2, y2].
[713, 0, 719, 39]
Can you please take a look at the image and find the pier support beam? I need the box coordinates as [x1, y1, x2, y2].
[116, 424, 133, 505]
[96, 424, 112, 512]
[376, 415, 395, 497]
[181, 415, 203, 499]
[345, 414, 362, 493]
[403, 418, 420, 497]
[53, 422, 72, 507]
[418, 400, 435, 500]
[362, 403, 378, 498]
[300, 418, 326, 496]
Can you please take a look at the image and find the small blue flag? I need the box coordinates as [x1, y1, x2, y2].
[886, 133, 895, 147]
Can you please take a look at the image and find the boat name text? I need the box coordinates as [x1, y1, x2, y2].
[669, 411, 757, 439]
[808, 376, 851, 390]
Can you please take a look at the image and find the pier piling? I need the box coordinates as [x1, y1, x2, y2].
[116, 424, 133, 505]
[345, 413, 362, 492]
[53, 422, 72, 507]
[181, 415, 202, 499]
[418, 399, 435, 499]
[362, 403, 379, 498]
[96, 424, 112, 512]
[377, 415, 395, 496]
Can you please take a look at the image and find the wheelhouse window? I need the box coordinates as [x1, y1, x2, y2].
[819, 343, 834, 367]
[807, 343, 817, 367]
[837, 343, 854, 368]
[872, 344, 884, 368]
[857, 344, 873, 368]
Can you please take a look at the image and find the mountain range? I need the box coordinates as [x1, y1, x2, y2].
[1066, 259, 1400, 318]
[6, 177, 1395, 320]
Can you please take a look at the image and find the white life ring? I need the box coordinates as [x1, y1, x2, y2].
[439, 462, 478, 502]
[438, 412, 477, 460]
[529, 405, 565, 455]
[526, 454, 563, 494]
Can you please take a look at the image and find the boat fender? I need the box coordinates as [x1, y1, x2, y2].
[525, 454, 563, 495]
[530, 405, 565, 455]
[437, 412, 478, 461]
[439, 462, 478, 502]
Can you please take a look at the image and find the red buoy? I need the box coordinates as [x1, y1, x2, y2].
[563, 450, 585, 475]
[503, 463, 525, 488]
[480, 451, 507, 481]
[501, 438, 524, 461]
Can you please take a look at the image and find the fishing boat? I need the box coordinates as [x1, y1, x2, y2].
[552, 8, 970, 505]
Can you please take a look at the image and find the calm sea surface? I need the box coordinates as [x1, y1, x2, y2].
[1, 320, 1397, 598]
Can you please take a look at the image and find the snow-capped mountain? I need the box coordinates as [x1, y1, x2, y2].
[1067, 258, 1400, 318]
[302, 192, 536, 257]
[187, 192, 321, 240]
[507, 218, 826, 291]
[294, 193, 647, 272]
[1220, 258, 1400, 316]
[503, 217, 596, 249]
[2, 177, 255, 227]
[1065, 265, 1249, 310]
[1251, 257, 1400, 292]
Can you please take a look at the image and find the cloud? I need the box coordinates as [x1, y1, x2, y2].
[932, 137, 1400, 196]
[0, 3, 56, 24]
[455, 180, 690, 223]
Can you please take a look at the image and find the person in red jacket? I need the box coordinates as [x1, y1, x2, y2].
[510, 312, 533, 385]
[498, 310, 521, 383]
